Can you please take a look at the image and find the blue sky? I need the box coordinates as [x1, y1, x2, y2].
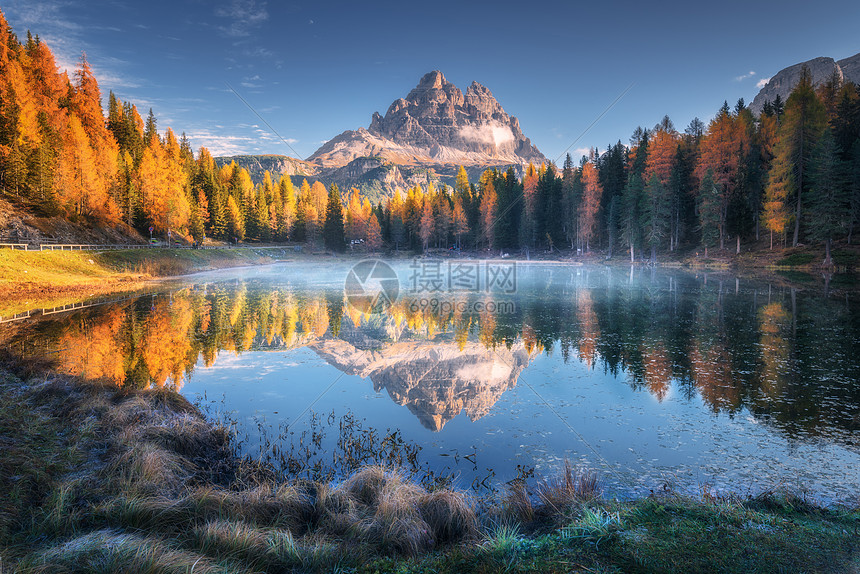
[4, 0, 859, 161]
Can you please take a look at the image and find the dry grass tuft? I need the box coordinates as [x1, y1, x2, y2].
[341, 464, 390, 506]
[535, 460, 602, 517]
[418, 490, 478, 544]
[504, 480, 534, 523]
[191, 519, 270, 564]
[106, 442, 191, 492]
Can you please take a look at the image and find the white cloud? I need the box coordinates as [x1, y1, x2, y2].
[183, 126, 298, 157]
[458, 122, 515, 147]
[756, 77, 771, 89]
[215, 0, 269, 38]
[734, 70, 756, 82]
[184, 129, 262, 156]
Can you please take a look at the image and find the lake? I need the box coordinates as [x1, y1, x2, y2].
[3, 261, 859, 502]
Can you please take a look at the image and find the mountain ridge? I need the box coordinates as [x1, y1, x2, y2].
[309, 71, 546, 170]
[750, 52, 860, 114]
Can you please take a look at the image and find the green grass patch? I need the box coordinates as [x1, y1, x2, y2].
[776, 251, 815, 266]
[831, 249, 859, 267]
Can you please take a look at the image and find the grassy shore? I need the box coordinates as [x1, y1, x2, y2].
[0, 358, 857, 573]
[0, 247, 290, 317]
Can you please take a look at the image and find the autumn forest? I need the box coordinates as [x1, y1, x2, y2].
[1, 12, 859, 263]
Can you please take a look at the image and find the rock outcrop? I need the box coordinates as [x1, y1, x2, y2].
[750, 52, 860, 115]
[307, 71, 546, 191]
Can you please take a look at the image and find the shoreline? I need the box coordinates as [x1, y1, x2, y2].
[0, 359, 857, 572]
[0, 247, 289, 317]
[2, 245, 857, 320]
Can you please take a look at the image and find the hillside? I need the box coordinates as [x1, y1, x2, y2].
[0, 198, 144, 247]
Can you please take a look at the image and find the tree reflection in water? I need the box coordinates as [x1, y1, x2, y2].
[3, 266, 859, 444]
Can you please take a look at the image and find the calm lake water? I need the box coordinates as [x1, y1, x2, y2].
[4, 261, 859, 501]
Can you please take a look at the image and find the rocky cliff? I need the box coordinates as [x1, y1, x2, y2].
[750, 52, 860, 115]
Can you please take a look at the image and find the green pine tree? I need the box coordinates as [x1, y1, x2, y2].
[698, 169, 721, 253]
[805, 129, 848, 265]
[323, 184, 345, 252]
[776, 66, 828, 246]
[641, 172, 671, 262]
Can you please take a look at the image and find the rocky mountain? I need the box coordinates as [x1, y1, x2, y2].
[216, 71, 546, 198]
[750, 52, 860, 115]
[309, 71, 546, 173]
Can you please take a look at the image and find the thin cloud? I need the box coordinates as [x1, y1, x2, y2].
[734, 70, 756, 82]
[5, 1, 140, 92]
[184, 129, 264, 156]
[215, 0, 269, 38]
[756, 77, 770, 89]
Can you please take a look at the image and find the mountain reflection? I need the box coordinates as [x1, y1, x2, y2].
[3, 267, 859, 442]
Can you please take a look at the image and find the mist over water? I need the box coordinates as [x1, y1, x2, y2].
[4, 262, 859, 501]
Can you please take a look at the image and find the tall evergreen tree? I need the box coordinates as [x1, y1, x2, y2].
[323, 183, 345, 252]
[805, 129, 848, 264]
[621, 131, 648, 261]
[698, 169, 721, 254]
[771, 66, 828, 246]
[641, 172, 670, 262]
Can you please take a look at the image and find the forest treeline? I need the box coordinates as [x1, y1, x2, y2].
[1, 11, 859, 261]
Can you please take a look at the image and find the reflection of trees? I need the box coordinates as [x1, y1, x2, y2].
[576, 291, 599, 369]
[689, 288, 740, 412]
[757, 302, 792, 404]
[12, 269, 860, 442]
[27, 284, 350, 390]
[56, 312, 126, 384]
[141, 297, 194, 388]
[641, 342, 672, 402]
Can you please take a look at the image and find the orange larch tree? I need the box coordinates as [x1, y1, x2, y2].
[695, 103, 749, 249]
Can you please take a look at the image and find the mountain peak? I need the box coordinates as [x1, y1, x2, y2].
[466, 80, 491, 96]
[310, 71, 545, 173]
[417, 70, 448, 89]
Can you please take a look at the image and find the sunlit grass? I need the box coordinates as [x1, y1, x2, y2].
[0, 247, 280, 316]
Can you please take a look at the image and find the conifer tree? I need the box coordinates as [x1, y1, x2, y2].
[226, 194, 245, 241]
[621, 131, 648, 261]
[419, 197, 434, 252]
[578, 161, 602, 253]
[805, 129, 847, 264]
[452, 195, 468, 251]
[642, 172, 671, 262]
[323, 183, 345, 252]
[478, 171, 497, 250]
[770, 66, 828, 246]
[699, 169, 721, 253]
